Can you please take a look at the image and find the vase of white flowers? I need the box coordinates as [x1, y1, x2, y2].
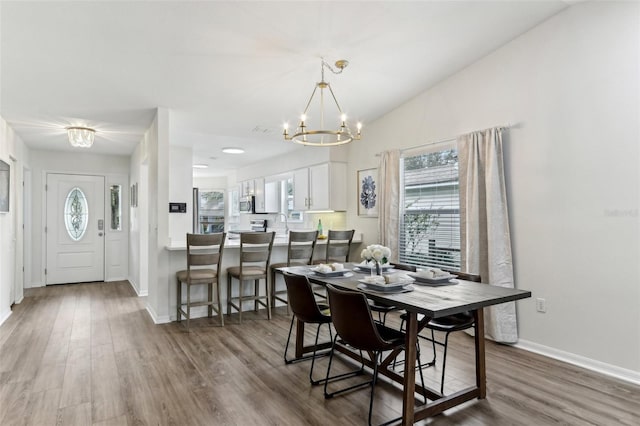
[360, 244, 391, 276]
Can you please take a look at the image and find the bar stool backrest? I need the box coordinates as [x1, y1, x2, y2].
[287, 230, 318, 265]
[240, 232, 275, 269]
[324, 229, 355, 263]
[186, 233, 225, 276]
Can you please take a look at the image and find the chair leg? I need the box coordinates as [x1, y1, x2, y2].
[265, 278, 271, 320]
[216, 279, 224, 327]
[323, 335, 369, 399]
[176, 279, 182, 323]
[238, 278, 243, 324]
[186, 283, 191, 332]
[227, 274, 232, 316]
[440, 331, 451, 395]
[368, 353, 380, 426]
[309, 323, 332, 385]
[254, 279, 259, 312]
[270, 269, 276, 309]
[207, 280, 213, 318]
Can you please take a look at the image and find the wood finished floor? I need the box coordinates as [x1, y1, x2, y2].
[1, 281, 638, 426]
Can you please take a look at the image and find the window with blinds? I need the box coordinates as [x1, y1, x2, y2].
[399, 147, 460, 270]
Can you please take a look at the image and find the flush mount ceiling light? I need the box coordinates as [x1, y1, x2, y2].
[222, 147, 245, 154]
[192, 164, 208, 169]
[283, 58, 362, 147]
[66, 126, 96, 148]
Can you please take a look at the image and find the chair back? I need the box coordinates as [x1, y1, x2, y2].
[240, 231, 275, 266]
[287, 230, 318, 265]
[326, 284, 390, 352]
[324, 229, 355, 263]
[283, 273, 329, 323]
[186, 233, 225, 274]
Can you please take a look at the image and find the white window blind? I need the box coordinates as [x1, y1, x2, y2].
[399, 145, 460, 270]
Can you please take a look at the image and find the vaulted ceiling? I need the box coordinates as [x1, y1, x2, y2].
[1, 1, 570, 176]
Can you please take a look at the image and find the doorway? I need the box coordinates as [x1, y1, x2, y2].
[45, 173, 105, 284]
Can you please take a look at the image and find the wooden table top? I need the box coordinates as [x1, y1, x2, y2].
[279, 266, 531, 318]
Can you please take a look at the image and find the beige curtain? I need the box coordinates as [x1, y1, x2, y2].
[457, 128, 518, 343]
[378, 150, 400, 262]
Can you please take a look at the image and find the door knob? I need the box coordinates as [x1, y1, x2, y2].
[98, 232, 103, 237]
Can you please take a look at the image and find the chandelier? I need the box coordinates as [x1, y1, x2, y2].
[283, 59, 362, 146]
[66, 126, 96, 148]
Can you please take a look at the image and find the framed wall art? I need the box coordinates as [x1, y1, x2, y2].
[357, 168, 378, 217]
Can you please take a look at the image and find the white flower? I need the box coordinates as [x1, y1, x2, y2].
[361, 244, 391, 264]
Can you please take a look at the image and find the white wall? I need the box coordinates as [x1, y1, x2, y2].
[27, 150, 129, 287]
[0, 116, 28, 325]
[346, 2, 639, 378]
[169, 146, 193, 244]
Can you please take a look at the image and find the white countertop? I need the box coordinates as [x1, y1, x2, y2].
[165, 232, 362, 251]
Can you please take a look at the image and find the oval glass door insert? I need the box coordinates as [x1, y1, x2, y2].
[64, 187, 89, 240]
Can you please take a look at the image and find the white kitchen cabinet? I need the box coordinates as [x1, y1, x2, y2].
[293, 162, 347, 211]
[239, 179, 254, 198]
[253, 177, 266, 212]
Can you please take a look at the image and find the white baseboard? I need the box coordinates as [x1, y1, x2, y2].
[106, 276, 127, 282]
[0, 309, 12, 327]
[126, 278, 148, 297]
[515, 339, 640, 386]
[145, 303, 171, 324]
[13, 296, 24, 304]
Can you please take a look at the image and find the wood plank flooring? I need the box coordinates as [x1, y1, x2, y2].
[0, 281, 638, 425]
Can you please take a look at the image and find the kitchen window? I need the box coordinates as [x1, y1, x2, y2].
[399, 144, 460, 270]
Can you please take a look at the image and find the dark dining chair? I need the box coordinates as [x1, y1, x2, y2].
[226, 232, 275, 324]
[176, 232, 225, 331]
[282, 272, 332, 384]
[400, 270, 481, 394]
[324, 284, 425, 426]
[270, 230, 318, 314]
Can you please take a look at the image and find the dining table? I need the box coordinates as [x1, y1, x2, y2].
[278, 265, 532, 425]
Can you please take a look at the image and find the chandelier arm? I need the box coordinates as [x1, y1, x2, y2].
[326, 84, 345, 116]
[302, 85, 319, 115]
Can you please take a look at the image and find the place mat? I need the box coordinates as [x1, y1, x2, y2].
[357, 283, 415, 294]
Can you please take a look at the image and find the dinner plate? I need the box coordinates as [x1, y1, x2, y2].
[353, 264, 394, 273]
[407, 272, 457, 284]
[357, 279, 412, 292]
[312, 271, 354, 278]
[310, 268, 353, 278]
[357, 283, 414, 293]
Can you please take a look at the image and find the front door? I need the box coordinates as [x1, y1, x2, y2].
[46, 173, 105, 284]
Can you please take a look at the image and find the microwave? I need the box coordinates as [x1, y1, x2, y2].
[239, 195, 255, 214]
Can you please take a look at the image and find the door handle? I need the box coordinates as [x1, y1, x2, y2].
[98, 232, 103, 237]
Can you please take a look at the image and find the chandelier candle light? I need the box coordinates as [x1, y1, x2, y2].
[283, 58, 362, 147]
[361, 244, 391, 276]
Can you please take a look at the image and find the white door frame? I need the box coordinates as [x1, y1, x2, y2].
[41, 171, 107, 285]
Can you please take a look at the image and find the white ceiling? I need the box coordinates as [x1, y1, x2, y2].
[1, 1, 569, 176]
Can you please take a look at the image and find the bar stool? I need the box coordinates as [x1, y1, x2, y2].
[270, 230, 318, 314]
[313, 229, 355, 264]
[176, 232, 225, 331]
[226, 232, 275, 324]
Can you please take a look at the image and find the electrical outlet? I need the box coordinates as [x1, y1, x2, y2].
[536, 298, 547, 313]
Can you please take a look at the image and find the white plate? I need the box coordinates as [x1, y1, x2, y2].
[353, 264, 394, 273]
[408, 272, 457, 285]
[311, 268, 350, 278]
[312, 271, 354, 279]
[357, 279, 410, 292]
[357, 283, 414, 293]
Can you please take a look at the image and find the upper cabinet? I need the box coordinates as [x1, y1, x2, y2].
[239, 179, 254, 198]
[253, 177, 265, 212]
[293, 162, 347, 211]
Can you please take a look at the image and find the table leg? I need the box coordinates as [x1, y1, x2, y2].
[473, 308, 486, 399]
[401, 311, 418, 425]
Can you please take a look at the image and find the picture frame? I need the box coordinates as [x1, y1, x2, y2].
[357, 168, 378, 217]
[0, 159, 9, 213]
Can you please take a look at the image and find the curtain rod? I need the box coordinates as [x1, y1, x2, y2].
[375, 123, 511, 157]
